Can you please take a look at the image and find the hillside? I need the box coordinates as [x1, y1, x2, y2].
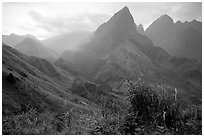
[145, 14, 202, 62]
[2, 33, 38, 47]
[57, 7, 201, 104]
[2, 43, 92, 115]
[2, 6, 202, 135]
[14, 37, 59, 61]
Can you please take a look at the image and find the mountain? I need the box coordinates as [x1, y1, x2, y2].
[14, 37, 59, 62]
[2, 6, 202, 135]
[145, 14, 202, 62]
[2, 43, 126, 121]
[95, 6, 137, 39]
[57, 7, 201, 104]
[2, 33, 38, 47]
[137, 24, 145, 35]
[42, 31, 92, 54]
[3, 43, 69, 114]
[167, 57, 202, 86]
[2, 43, 100, 115]
[69, 7, 167, 81]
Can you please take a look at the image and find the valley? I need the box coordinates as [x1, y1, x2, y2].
[2, 5, 202, 135]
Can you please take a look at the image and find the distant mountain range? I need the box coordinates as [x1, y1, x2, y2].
[3, 34, 59, 62]
[57, 6, 201, 94]
[2, 33, 39, 47]
[141, 14, 202, 62]
[14, 37, 59, 62]
[2, 43, 88, 115]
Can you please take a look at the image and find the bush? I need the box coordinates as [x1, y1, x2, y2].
[2, 108, 71, 135]
[2, 80, 201, 135]
[121, 80, 202, 135]
[7, 73, 16, 84]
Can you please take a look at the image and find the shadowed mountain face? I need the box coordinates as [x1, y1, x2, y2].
[2, 43, 74, 114]
[145, 14, 202, 62]
[14, 37, 59, 61]
[57, 6, 201, 101]
[95, 6, 137, 39]
[67, 7, 155, 78]
[2, 43, 123, 116]
[2, 5, 202, 135]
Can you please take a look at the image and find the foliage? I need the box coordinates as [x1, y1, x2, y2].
[2, 80, 202, 135]
[3, 108, 67, 135]
[7, 73, 17, 84]
[121, 80, 202, 135]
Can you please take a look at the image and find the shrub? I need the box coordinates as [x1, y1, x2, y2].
[121, 80, 202, 135]
[2, 80, 201, 135]
[7, 73, 16, 84]
[2, 108, 71, 135]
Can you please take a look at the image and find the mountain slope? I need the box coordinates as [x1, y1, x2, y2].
[145, 14, 202, 62]
[2, 43, 97, 116]
[167, 57, 202, 86]
[2, 33, 38, 47]
[14, 37, 59, 61]
[56, 7, 201, 105]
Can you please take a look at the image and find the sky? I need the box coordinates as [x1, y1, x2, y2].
[2, 2, 202, 40]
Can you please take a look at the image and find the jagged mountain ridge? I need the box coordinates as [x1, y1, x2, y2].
[145, 14, 202, 62]
[57, 6, 201, 103]
[2, 7, 202, 112]
[95, 6, 137, 39]
[2, 5, 202, 135]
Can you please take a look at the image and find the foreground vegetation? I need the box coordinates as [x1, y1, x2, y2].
[2, 80, 202, 135]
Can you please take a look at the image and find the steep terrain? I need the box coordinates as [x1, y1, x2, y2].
[167, 57, 202, 86]
[136, 24, 145, 35]
[2, 43, 97, 116]
[57, 7, 201, 104]
[2, 6, 202, 135]
[145, 14, 202, 62]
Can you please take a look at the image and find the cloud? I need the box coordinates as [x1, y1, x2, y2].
[28, 9, 111, 36]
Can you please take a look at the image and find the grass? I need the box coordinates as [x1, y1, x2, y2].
[91, 80, 202, 135]
[2, 80, 202, 135]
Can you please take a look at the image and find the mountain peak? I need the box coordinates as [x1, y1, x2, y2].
[137, 24, 145, 35]
[19, 37, 42, 47]
[95, 6, 136, 37]
[119, 6, 130, 13]
[176, 20, 182, 24]
[158, 14, 174, 23]
[9, 33, 18, 37]
[146, 14, 174, 32]
[26, 34, 39, 41]
[110, 6, 133, 22]
[138, 24, 144, 29]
